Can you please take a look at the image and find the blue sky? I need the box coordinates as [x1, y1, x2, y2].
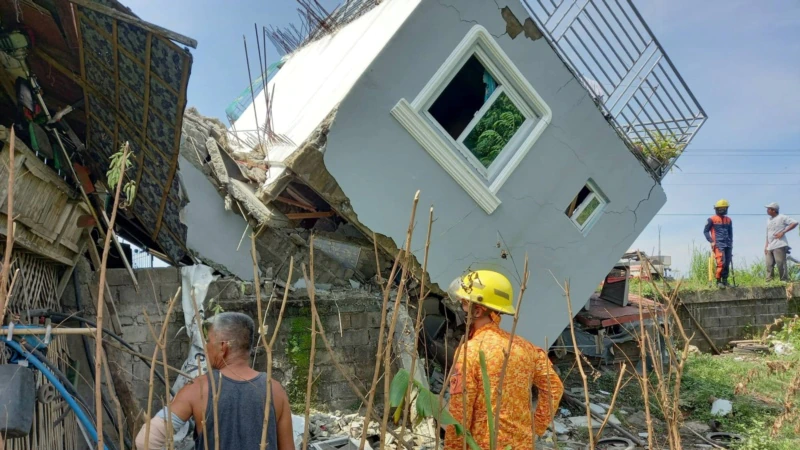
[126, 0, 800, 276]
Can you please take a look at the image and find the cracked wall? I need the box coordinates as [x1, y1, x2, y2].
[62, 267, 386, 412]
[314, 0, 666, 348]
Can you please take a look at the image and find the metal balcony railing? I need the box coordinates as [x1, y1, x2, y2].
[522, 0, 707, 180]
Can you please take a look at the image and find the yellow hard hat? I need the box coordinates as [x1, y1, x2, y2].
[447, 270, 515, 315]
[714, 199, 730, 208]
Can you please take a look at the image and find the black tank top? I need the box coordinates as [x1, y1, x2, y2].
[194, 371, 278, 450]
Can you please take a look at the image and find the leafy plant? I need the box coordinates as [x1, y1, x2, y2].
[463, 93, 525, 168]
[632, 133, 686, 170]
[106, 144, 137, 206]
[389, 350, 512, 450]
[389, 369, 481, 450]
[479, 351, 497, 450]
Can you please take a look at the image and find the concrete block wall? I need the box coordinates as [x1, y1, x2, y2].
[61, 265, 386, 412]
[678, 285, 800, 352]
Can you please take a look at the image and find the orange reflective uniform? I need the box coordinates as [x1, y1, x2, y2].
[445, 319, 564, 450]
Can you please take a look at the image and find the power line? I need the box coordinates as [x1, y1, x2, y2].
[671, 172, 800, 175]
[667, 183, 800, 186]
[656, 213, 800, 216]
[686, 148, 800, 153]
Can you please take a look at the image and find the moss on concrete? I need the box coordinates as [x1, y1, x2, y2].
[284, 308, 317, 406]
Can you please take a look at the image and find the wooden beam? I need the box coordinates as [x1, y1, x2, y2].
[86, 241, 124, 335]
[285, 185, 317, 208]
[32, 47, 85, 88]
[276, 195, 317, 212]
[55, 239, 89, 299]
[67, 0, 198, 48]
[286, 211, 335, 220]
[0, 327, 98, 336]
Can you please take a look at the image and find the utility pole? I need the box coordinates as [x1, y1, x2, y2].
[658, 225, 662, 259]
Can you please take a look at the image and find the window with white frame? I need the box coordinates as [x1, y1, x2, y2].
[565, 181, 607, 232]
[391, 25, 552, 214]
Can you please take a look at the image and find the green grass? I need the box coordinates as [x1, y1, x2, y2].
[624, 246, 797, 299]
[682, 352, 799, 450]
[583, 319, 800, 449]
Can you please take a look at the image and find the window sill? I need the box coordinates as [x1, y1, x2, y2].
[391, 99, 502, 214]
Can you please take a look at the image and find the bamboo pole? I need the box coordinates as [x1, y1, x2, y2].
[100, 349, 126, 450]
[563, 280, 593, 449]
[400, 206, 434, 437]
[358, 240, 402, 450]
[301, 259, 318, 450]
[0, 327, 98, 335]
[143, 288, 181, 450]
[380, 192, 420, 450]
[595, 363, 627, 439]
[259, 250, 293, 450]
[491, 255, 529, 446]
[0, 126, 16, 325]
[191, 289, 221, 450]
[460, 305, 473, 450]
[94, 142, 130, 450]
[303, 240, 413, 450]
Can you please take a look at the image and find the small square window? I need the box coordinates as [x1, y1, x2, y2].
[566, 181, 607, 232]
[427, 55, 527, 169]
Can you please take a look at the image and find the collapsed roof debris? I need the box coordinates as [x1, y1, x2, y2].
[0, 0, 196, 265]
[179, 107, 394, 288]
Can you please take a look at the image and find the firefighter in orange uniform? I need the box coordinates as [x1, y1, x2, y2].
[444, 270, 563, 450]
[704, 199, 733, 288]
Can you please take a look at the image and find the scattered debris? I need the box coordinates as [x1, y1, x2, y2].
[552, 419, 570, 435]
[567, 414, 620, 428]
[772, 341, 794, 355]
[705, 432, 744, 447]
[592, 437, 635, 449]
[683, 421, 711, 434]
[300, 410, 436, 449]
[710, 398, 733, 417]
[589, 403, 607, 415]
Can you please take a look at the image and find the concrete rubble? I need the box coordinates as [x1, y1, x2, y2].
[301, 410, 437, 450]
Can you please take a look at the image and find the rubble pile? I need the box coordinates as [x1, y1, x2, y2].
[302, 410, 438, 450]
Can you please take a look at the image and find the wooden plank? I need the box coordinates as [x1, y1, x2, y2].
[56, 238, 89, 298]
[32, 47, 85, 88]
[0, 221, 73, 265]
[286, 211, 335, 220]
[276, 195, 317, 212]
[75, 11, 92, 155]
[53, 203, 79, 248]
[100, 209, 138, 292]
[113, 18, 121, 155]
[67, 0, 198, 48]
[134, 33, 153, 201]
[86, 242, 124, 335]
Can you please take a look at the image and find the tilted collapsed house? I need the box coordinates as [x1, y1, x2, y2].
[216, 0, 707, 348]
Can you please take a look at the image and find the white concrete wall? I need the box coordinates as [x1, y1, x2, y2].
[179, 156, 254, 280]
[321, 0, 666, 348]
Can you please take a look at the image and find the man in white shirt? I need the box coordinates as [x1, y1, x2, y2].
[765, 202, 798, 282]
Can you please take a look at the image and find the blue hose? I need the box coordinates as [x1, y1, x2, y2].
[3, 339, 109, 450]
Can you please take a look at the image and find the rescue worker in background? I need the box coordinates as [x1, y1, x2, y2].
[444, 270, 563, 450]
[764, 202, 798, 282]
[704, 199, 733, 288]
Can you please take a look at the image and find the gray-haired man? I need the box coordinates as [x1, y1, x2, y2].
[135, 312, 294, 450]
[765, 202, 798, 282]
